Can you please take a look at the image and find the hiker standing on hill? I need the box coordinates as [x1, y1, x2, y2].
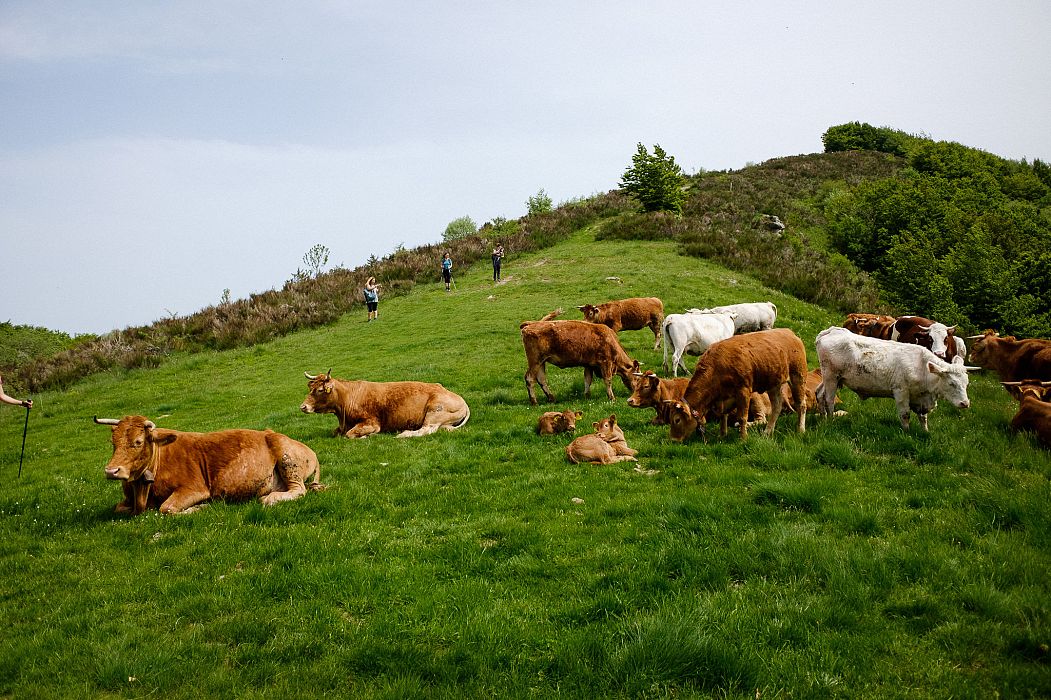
[441, 252, 454, 291]
[0, 374, 32, 409]
[492, 244, 504, 282]
[363, 276, 380, 322]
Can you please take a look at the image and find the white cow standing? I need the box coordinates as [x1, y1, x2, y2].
[662, 311, 737, 377]
[687, 301, 777, 334]
[815, 326, 979, 432]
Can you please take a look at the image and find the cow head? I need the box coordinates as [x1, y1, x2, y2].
[663, 400, 704, 442]
[94, 415, 177, 483]
[592, 414, 624, 442]
[916, 322, 956, 360]
[301, 370, 338, 414]
[559, 410, 584, 432]
[628, 371, 661, 408]
[577, 304, 601, 323]
[965, 330, 1006, 367]
[1001, 380, 1051, 402]
[927, 356, 980, 409]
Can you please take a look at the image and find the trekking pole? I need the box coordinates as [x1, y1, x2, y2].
[17, 403, 29, 478]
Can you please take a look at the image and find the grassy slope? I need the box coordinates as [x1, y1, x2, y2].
[1, 230, 1049, 698]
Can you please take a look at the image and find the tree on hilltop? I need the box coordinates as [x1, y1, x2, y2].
[443, 216, 477, 242]
[620, 143, 687, 214]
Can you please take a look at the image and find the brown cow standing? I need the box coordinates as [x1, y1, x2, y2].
[967, 331, 1051, 382]
[520, 319, 636, 405]
[536, 409, 583, 435]
[94, 415, 322, 515]
[670, 328, 808, 441]
[300, 372, 470, 438]
[565, 414, 638, 464]
[578, 297, 665, 350]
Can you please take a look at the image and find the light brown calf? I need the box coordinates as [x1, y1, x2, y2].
[536, 409, 583, 435]
[565, 414, 638, 464]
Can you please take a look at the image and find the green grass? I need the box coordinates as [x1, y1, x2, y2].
[1, 230, 1049, 698]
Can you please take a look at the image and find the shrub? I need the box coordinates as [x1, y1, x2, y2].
[443, 216, 478, 243]
[526, 189, 553, 216]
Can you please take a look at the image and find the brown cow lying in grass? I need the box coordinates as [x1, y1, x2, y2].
[565, 414, 638, 464]
[94, 415, 323, 515]
[301, 371, 470, 438]
[536, 409, 583, 435]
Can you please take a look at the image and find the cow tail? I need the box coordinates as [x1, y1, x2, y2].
[662, 317, 672, 370]
[453, 402, 471, 428]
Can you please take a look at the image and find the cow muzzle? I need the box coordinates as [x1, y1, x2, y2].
[105, 466, 128, 480]
[299, 403, 314, 413]
[957, 400, 970, 409]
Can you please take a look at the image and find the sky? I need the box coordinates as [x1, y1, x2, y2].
[2, 1, 1049, 336]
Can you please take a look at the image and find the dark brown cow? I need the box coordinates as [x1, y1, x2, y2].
[844, 313, 956, 361]
[967, 331, 1051, 382]
[300, 372, 470, 438]
[578, 297, 665, 350]
[1010, 395, 1051, 449]
[93, 415, 322, 515]
[565, 414, 638, 464]
[520, 320, 636, 405]
[536, 409, 583, 435]
[669, 328, 808, 441]
[1001, 380, 1051, 402]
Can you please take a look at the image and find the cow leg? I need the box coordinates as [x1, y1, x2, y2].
[764, 388, 785, 437]
[524, 369, 538, 405]
[819, 375, 839, 417]
[159, 488, 211, 514]
[917, 411, 930, 433]
[583, 367, 594, 399]
[674, 349, 688, 378]
[114, 481, 135, 514]
[261, 452, 312, 505]
[397, 417, 443, 438]
[790, 376, 807, 434]
[652, 321, 662, 351]
[346, 420, 381, 438]
[601, 368, 617, 403]
[893, 390, 912, 431]
[535, 364, 555, 403]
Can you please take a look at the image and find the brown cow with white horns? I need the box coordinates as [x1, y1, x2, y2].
[520, 318, 636, 405]
[668, 328, 808, 441]
[966, 331, 1051, 382]
[94, 415, 323, 515]
[578, 297, 664, 349]
[300, 371, 470, 438]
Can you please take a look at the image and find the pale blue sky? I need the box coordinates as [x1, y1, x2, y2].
[2, 1, 1049, 334]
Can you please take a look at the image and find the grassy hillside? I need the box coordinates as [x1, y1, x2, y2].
[1, 231, 1049, 698]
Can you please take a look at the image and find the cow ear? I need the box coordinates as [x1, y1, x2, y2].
[608, 414, 617, 424]
[142, 469, 155, 483]
[927, 361, 946, 375]
[592, 421, 600, 431]
[574, 411, 583, 419]
[151, 431, 177, 446]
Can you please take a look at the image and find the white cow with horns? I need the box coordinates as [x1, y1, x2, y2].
[815, 326, 980, 432]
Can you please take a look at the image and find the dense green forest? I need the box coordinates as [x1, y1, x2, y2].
[821, 122, 1051, 336]
[4, 123, 1049, 394]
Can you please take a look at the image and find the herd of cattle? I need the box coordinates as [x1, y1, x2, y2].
[93, 296, 1051, 515]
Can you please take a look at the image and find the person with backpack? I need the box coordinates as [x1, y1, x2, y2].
[441, 252, 453, 291]
[363, 276, 380, 321]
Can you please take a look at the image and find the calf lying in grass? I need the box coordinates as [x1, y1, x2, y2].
[536, 409, 583, 435]
[565, 414, 638, 464]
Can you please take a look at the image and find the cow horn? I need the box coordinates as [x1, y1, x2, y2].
[144, 420, 156, 431]
[575, 305, 586, 310]
[1042, 381, 1051, 387]
[965, 335, 985, 341]
[1001, 381, 1022, 386]
[304, 371, 318, 380]
[93, 416, 120, 425]
[963, 366, 982, 372]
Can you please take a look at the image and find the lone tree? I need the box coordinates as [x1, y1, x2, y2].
[620, 143, 687, 213]
[526, 188, 553, 216]
[443, 215, 477, 243]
